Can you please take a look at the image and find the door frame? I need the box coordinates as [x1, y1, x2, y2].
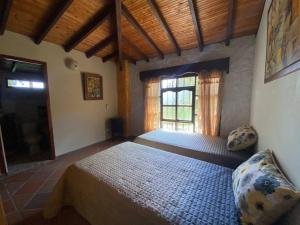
[0, 54, 56, 173]
[0, 125, 8, 174]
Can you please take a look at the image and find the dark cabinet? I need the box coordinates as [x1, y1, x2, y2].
[110, 118, 123, 139]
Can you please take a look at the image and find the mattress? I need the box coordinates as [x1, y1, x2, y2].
[44, 142, 240, 225]
[135, 129, 253, 169]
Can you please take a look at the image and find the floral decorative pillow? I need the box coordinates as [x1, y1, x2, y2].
[232, 150, 300, 225]
[227, 125, 257, 151]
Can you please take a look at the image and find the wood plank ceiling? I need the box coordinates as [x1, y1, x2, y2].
[0, 0, 265, 65]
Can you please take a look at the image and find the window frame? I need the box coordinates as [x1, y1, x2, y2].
[160, 75, 197, 132]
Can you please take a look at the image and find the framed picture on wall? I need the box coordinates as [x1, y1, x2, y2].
[265, 0, 300, 83]
[82, 73, 103, 100]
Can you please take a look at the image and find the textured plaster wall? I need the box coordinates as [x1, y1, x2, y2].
[0, 31, 118, 156]
[250, 0, 300, 188]
[130, 35, 256, 137]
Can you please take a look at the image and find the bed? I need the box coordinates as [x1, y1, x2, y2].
[44, 142, 240, 225]
[134, 129, 254, 169]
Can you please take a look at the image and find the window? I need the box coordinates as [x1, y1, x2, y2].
[7, 79, 45, 89]
[161, 75, 198, 133]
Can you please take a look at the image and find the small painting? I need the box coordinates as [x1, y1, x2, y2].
[82, 73, 103, 100]
[265, 0, 300, 82]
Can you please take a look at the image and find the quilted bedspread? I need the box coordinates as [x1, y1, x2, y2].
[135, 129, 253, 168]
[43, 142, 240, 225]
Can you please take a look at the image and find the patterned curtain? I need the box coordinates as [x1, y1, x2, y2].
[198, 70, 224, 136]
[144, 77, 161, 132]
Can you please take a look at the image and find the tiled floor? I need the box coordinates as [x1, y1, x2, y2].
[0, 139, 122, 225]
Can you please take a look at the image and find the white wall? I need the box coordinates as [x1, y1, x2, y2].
[250, 0, 300, 188]
[130, 36, 256, 136]
[0, 31, 118, 156]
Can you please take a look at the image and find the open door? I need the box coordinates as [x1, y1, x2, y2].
[0, 124, 8, 175]
[0, 54, 55, 174]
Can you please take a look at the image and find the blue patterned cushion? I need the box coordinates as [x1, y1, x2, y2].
[232, 150, 300, 225]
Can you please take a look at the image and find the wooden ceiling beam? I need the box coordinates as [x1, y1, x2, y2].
[225, 0, 235, 46]
[102, 51, 117, 62]
[115, 0, 123, 70]
[188, 0, 204, 51]
[0, 0, 13, 35]
[64, 4, 113, 52]
[85, 33, 116, 58]
[123, 37, 149, 62]
[147, 0, 181, 56]
[123, 53, 136, 65]
[34, 0, 73, 44]
[122, 3, 164, 59]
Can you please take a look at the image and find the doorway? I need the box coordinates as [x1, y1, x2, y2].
[0, 55, 55, 174]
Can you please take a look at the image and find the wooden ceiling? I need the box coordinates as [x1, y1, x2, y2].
[0, 0, 265, 64]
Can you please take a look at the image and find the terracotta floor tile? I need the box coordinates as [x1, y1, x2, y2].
[14, 181, 44, 196]
[13, 194, 33, 209]
[1, 139, 120, 225]
[5, 182, 25, 195]
[60, 160, 73, 167]
[38, 179, 58, 194]
[0, 188, 10, 200]
[4, 172, 34, 184]
[3, 199, 17, 214]
[26, 166, 43, 174]
[21, 209, 42, 218]
[0, 182, 5, 190]
[25, 193, 50, 210]
[36, 165, 55, 173]
[49, 169, 65, 180]
[28, 171, 53, 182]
